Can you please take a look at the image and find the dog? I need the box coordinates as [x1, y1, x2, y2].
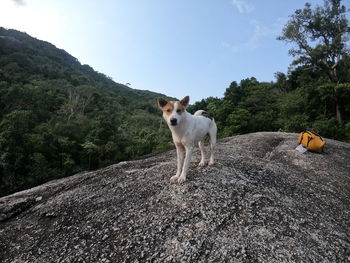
[157, 96, 217, 183]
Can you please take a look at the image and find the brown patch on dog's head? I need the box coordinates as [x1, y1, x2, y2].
[158, 96, 189, 116]
[157, 98, 175, 116]
[163, 102, 175, 116]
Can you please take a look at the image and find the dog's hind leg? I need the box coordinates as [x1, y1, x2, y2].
[208, 124, 217, 166]
[198, 140, 206, 167]
[170, 143, 185, 183]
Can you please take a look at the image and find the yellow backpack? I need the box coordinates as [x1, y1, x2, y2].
[298, 131, 325, 153]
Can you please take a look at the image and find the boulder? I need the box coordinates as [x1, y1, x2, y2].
[0, 132, 349, 262]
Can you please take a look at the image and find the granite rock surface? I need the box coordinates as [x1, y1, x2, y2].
[0, 132, 349, 263]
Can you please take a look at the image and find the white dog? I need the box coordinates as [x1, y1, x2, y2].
[157, 96, 217, 183]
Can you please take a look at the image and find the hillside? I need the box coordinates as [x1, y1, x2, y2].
[0, 27, 174, 197]
[0, 27, 156, 99]
[0, 132, 349, 262]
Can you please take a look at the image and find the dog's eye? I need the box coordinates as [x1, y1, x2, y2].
[176, 109, 182, 113]
[167, 109, 172, 112]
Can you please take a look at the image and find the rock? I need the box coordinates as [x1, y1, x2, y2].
[0, 132, 349, 262]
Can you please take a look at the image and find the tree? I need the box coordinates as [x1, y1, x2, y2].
[278, 0, 350, 124]
[59, 85, 95, 121]
[0, 110, 37, 194]
[224, 81, 243, 104]
[81, 141, 99, 170]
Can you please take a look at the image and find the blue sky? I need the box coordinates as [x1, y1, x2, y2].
[0, 0, 330, 103]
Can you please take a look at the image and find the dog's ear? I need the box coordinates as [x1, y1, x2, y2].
[157, 97, 168, 108]
[180, 96, 190, 107]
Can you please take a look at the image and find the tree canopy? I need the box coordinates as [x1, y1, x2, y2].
[0, 27, 174, 197]
[277, 0, 350, 124]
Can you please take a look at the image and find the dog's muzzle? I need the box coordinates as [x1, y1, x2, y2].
[170, 118, 177, 126]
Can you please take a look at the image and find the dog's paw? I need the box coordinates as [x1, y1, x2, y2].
[208, 161, 214, 166]
[170, 176, 179, 184]
[177, 176, 186, 184]
[198, 161, 206, 167]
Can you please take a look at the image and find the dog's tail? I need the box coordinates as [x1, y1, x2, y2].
[194, 110, 214, 121]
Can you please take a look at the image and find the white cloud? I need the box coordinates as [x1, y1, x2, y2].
[222, 18, 287, 52]
[231, 0, 254, 14]
[246, 19, 274, 49]
[11, 0, 26, 6]
[221, 41, 240, 52]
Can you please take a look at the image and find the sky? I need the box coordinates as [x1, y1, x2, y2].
[0, 0, 338, 103]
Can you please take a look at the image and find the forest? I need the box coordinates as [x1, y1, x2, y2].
[0, 28, 174, 196]
[0, 0, 349, 197]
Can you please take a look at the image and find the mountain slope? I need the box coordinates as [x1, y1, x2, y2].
[0, 132, 349, 262]
[0, 27, 171, 105]
[0, 27, 174, 197]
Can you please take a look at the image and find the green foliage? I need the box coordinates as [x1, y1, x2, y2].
[0, 27, 173, 197]
[190, 69, 350, 142]
[189, 78, 281, 139]
[277, 0, 350, 124]
[277, 87, 310, 131]
[223, 108, 251, 137]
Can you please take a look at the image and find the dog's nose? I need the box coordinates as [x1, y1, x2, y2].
[170, 118, 177, 126]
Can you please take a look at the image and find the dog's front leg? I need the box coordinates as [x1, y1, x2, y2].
[177, 144, 193, 183]
[170, 143, 185, 183]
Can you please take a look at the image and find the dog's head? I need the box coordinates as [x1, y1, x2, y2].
[157, 96, 189, 127]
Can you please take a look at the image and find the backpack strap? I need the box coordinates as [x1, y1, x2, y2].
[306, 136, 313, 147]
[309, 131, 324, 141]
[299, 132, 306, 144]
